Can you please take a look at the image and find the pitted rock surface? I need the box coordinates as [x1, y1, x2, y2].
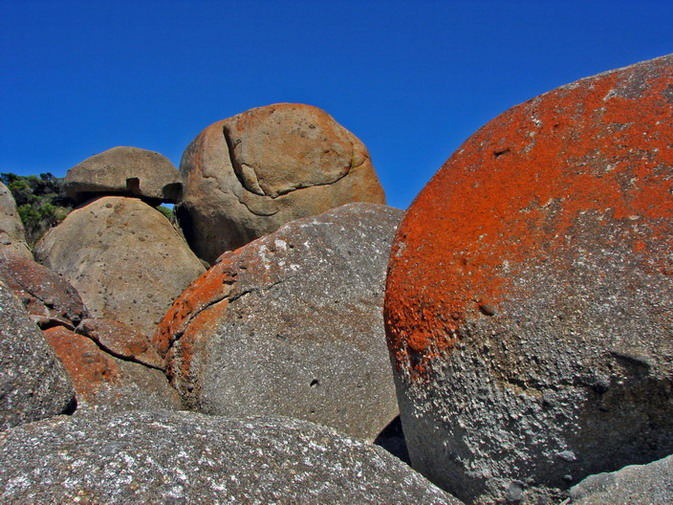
[569, 454, 673, 505]
[0, 182, 31, 259]
[385, 55, 673, 504]
[155, 203, 402, 441]
[0, 410, 460, 505]
[64, 146, 183, 204]
[0, 249, 87, 329]
[178, 103, 386, 263]
[34, 196, 205, 337]
[77, 318, 164, 369]
[43, 326, 181, 412]
[0, 282, 74, 430]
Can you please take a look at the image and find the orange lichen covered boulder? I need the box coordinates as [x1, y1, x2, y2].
[178, 103, 386, 263]
[43, 325, 181, 412]
[385, 55, 673, 504]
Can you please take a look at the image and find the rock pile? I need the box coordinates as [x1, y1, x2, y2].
[1, 61, 671, 503]
[385, 54, 673, 503]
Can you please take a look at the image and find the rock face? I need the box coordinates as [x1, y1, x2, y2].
[0, 182, 31, 259]
[0, 282, 74, 430]
[0, 410, 460, 505]
[64, 146, 183, 204]
[0, 250, 87, 329]
[43, 326, 181, 411]
[569, 454, 673, 505]
[155, 203, 402, 441]
[178, 103, 386, 263]
[384, 55, 673, 504]
[35, 196, 205, 336]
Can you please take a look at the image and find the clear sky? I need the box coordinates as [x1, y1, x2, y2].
[2, 1, 672, 209]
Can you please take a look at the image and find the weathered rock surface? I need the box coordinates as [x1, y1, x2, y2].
[178, 103, 386, 263]
[35, 196, 205, 336]
[0, 410, 461, 504]
[569, 454, 673, 505]
[155, 203, 402, 441]
[64, 146, 183, 204]
[0, 182, 31, 259]
[77, 318, 164, 369]
[0, 249, 87, 329]
[385, 55, 673, 504]
[0, 282, 74, 430]
[43, 326, 181, 411]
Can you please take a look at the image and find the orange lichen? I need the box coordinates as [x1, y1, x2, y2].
[385, 56, 673, 380]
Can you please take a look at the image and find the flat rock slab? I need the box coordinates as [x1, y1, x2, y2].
[0, 250, 87, 329]
[178, 103, 386, 262]
[0, 410, 461, 505]
[35, 196, 205, 337]
[0, 282, 74, 430]
[155, 203, 402, 441]
[64, 146, 183, 204]
[385, 54, 673, 504]
[43, 326, 181, 412]
[570, 454, 673, 505]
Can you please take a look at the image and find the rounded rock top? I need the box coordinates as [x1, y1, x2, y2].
[64, 146, 183, 204]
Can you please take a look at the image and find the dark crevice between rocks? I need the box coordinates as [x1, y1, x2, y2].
[61, 396, 77, 415]
[374, 416, 410, 465]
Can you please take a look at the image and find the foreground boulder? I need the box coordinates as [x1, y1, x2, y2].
[0, 250, 87, 329]
[0, 282, 74, 430]
[385, 55, 673, 504]
[179, 103, 386, 263]
[570, 454, 673, 505]
[35, 196, 205, 336]
[156, 203, 402, 441]
[0, 182, 31, 259]
[42, 326, 180, 411]
[64, 146, 183, 204]
[0, 410, 460, 504]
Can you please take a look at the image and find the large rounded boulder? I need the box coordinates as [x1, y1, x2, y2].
[0, 410, 461, 505]
[385, 55, 673, 504]
[155, 203, 402, 441]
[35, 196, 205, 337]
[178, 103, 386, 263]
[64, 146, 183, 204]
[0, 281, 74, 430]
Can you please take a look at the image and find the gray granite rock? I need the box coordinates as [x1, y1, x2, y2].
[570, 454, 673, 505]
[0, 410, 462, 504]
[155, 203, 402, 441]
[0, 282, 74, 430]
[64, 146, 183, 204]
[35, 196, 205, 337]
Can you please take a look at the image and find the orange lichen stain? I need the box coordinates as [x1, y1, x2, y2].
[385, 56, 673, 381]
[43, 326, 120, 400]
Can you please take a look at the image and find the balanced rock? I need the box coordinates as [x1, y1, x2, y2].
[385, 55, 673, 504]
[43, 326, 181, 411]
[155, 203, 402, 441]
[0, 250, 87, 329]
[0, 282, 74, 430]
[64, 146, 183, 204]
[0, 182, 31, 259]
[0, 410, 461, 505]
[35, 196, 205, 336]
[570, 454, 673, 505]
[178, 103, 386, 263]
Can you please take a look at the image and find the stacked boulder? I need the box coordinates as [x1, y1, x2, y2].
[385, 54, 673, 503]
[155, 203, 402, 441]
[178, 103, 387, 263]
[0, 182, 32, 259]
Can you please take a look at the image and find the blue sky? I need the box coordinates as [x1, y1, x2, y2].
[1, 1, 672, 209]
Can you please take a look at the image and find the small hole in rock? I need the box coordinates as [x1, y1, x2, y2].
[310, 379, 320, 388]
